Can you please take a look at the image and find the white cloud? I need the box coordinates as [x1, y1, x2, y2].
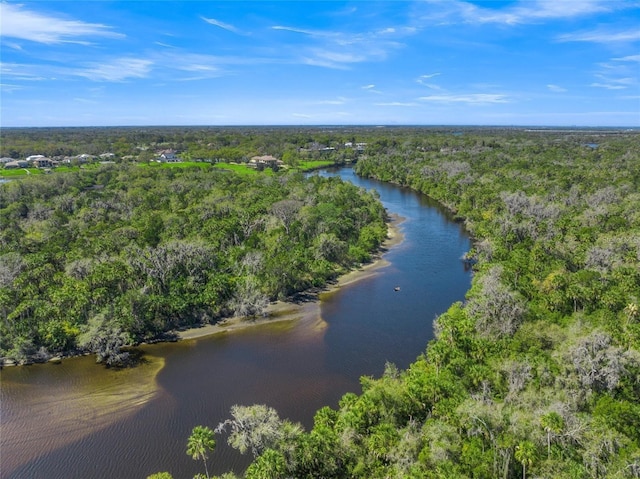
[302, 57, 350, 70]
[77, 58, 153, 82]
[272, 23, 407, 68]
[272, 25, 317, 36]
[591, 82, 630, 90]
[316, 98, 348, 105]
[0, 83, 24, 93]
[0, 3, 123, 44]
[419, 93, 510, 104]
[311, 49, 367, 65]
[558, 28, 640, 44]
[418, 73, 440, 81]
[155, 42, 176, 48]
[0, 62, 47, 81]
[547, 84, 567, 92]
[613, 54, 640, 63]
[362, 84, 382, 94]
[73, 97, 98, 104]
[509, 0, 614, 21]
[3, 41, 23, 51]
[543, 1, 610, 15]
[590, 61, 638, 91]
[163, 53, 221, 74]
[201, 17, 240, 34]
[375, 102, 417, 107]
[417, 74, 443, 90]
[425, 0, 620, 26]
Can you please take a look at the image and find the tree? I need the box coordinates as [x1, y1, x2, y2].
[215, 404, 302, 458]
[229, 277, 269, 318]
[187, 425, 216, 479]
[540, 412, 564, 459]
[146, 473, 173, 479]
[515, 441, 536, 479]
[466, 266, 526, 338]
[77, 311, 131, 366]
[569, 331, 632, 393]
[281, 150, 299, 168]
[244, 449, 288, 479]
[271, 199, 302, 234]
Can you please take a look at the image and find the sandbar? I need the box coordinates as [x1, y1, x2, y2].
[178, 213, 405, 341]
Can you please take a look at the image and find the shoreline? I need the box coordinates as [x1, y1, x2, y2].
[177, 213, 405, 341]
[0, 214, 404, 366]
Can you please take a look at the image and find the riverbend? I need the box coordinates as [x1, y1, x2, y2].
[0, 167, 471, 479]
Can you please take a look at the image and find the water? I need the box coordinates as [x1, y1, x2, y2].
[0, 167, 472, 479]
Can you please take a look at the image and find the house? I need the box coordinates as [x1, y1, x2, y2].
[344, 142, 366, 151]
[0, 157, 15, 164]
[33, 157, 56, 168]
[4, 160, 28, 169]
[248, 155, 284, 170]
[26, 154, 45, 162]
[158, 149, 178, 161]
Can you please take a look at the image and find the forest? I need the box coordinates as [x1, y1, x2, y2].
[2, 126, 639, 478]
[0, 162, 387, 364]
[148, 127, 639, 479]
[0, 125, 361, 167]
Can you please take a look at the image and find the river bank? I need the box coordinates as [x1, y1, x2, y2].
[1, 214, 404, 367]
[177, 213, 405, 341]
[1, 165, 474, 479]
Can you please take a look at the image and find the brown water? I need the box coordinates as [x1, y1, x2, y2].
[0, 168, 472, 479]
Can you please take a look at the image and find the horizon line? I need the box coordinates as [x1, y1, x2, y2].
[2, 124, 639, 130]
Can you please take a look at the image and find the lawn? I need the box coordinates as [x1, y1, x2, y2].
[213, 162, 264, 175]
[1, 159, 340, 179]
[0, 168, 42, 178]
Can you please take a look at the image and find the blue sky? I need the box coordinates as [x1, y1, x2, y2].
[1, 1, 639, 127]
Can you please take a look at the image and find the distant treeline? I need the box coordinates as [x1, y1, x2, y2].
[4, 125, 631, 164]
[0, 165, 387, 363]
[1, 125, 373, 164]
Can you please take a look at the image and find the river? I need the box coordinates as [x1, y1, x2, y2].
[0, 167, 472, 479]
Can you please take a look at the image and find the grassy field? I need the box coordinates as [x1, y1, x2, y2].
[0, 168, 42, 178]
[212, 162, 263, 175]
[140, 161, 211, 170]
[1, 159, 340, 179]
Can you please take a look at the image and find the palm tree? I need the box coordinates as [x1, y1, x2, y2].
[515, 440, 536, 479]
[186, 425, 216, 479]
[540, 412, 564, 458]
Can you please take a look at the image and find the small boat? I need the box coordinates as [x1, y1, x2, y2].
[394, 286, 400, 292]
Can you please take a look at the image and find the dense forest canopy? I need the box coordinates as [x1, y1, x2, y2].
[0, 163, 387, 363]
[146, 127, 637, 479]
[2, 126, 639, 478]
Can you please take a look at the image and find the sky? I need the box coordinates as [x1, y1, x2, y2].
[1, 0, 639, 127]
